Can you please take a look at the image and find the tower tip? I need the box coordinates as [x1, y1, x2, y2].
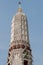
[18, 1, 22, 12]
[18, 1, 21, 5]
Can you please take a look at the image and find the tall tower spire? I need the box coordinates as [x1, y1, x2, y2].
[18, 1, 21, 6]
[6, 3, 32, 65]
[18, 1, 22, 12]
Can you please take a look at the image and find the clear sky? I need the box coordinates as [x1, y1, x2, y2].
[0, 0, 43, 65]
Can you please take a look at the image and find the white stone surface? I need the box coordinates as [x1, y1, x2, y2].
[7, 7, 32, 65]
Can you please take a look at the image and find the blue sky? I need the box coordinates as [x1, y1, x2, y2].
[0, 0, 43, 65]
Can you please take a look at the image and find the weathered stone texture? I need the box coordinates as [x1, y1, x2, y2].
[7, 7, 32, 65]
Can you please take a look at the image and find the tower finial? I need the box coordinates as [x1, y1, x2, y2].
[18, 1, 22, 12]
[18, 1, 21, 8]
[18, 1, 21, 5]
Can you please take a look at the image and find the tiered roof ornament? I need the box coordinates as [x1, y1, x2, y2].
[18, 1, 22, 12]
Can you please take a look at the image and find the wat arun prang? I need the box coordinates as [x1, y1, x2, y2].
[6, 2, 32, 65]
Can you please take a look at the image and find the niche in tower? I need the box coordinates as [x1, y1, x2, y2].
[24, 60, 28, 65]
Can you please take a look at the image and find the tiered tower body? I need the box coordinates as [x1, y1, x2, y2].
[7, 5, 32, 65]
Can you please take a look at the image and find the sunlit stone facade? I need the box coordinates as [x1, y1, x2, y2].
[11, 12, 28, 43]
[7, 5, 32, 65]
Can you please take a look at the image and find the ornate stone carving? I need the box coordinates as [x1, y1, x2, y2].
[7, 5, 32, 65]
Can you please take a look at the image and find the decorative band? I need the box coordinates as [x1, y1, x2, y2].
[9, 44, 31, 52]
[11, 40, 29, 45]
[9, 44, 25, 51]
